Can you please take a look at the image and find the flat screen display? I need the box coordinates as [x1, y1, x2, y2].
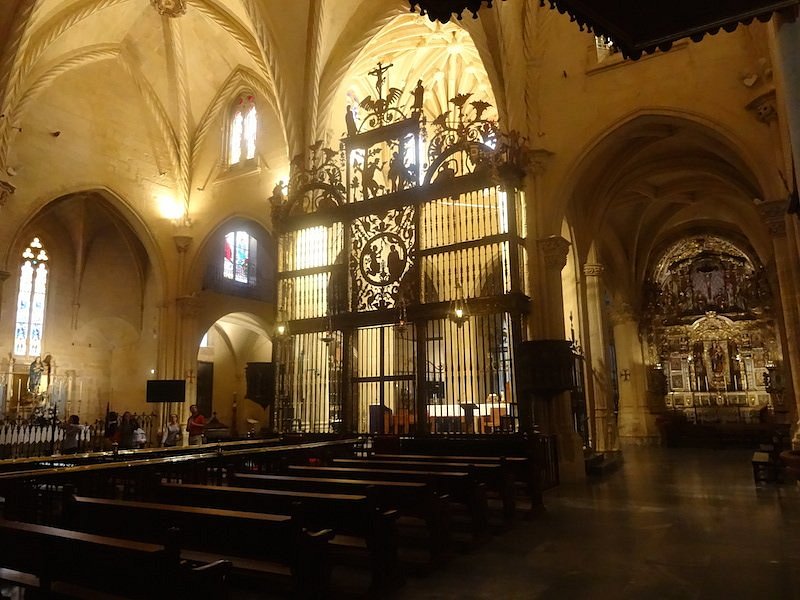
[146, 379, 186, 403]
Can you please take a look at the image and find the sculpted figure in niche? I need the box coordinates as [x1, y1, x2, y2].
[28, 357, 44, 395]
[710, 342, 725, 374]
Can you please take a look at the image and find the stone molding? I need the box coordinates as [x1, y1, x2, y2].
[538, 235, 571, 270]
[0, 270, 10, 283]
[757, 199, 788, 237]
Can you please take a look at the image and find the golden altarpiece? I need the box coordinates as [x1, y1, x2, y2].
[642, 235, 784, 424]
[271, 67, 530, 435]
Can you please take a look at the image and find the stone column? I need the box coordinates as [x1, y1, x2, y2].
[758, 200, 800, 442]
[774, 12, 800, 197]
[535, 236, 584, 480]
[536, 236, 570, 339]
[164, 234, 193, 424]
[0, 270, 10, 325]
[176, 294, 199, 421]
[582, 264, 616, 451]
[611, 303, 659, 445]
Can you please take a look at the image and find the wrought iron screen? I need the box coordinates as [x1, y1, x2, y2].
[273, 66, 531, 434]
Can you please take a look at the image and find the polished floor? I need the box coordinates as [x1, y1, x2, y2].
[396, 447, 800, 600]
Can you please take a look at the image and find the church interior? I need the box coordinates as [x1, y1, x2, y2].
[0, 0, 799, 597]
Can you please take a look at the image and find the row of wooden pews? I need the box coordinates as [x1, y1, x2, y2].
[0, 436, 548, 598]
[0, 517, 232, 599]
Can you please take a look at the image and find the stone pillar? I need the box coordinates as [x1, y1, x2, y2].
[535, 236, 584, 481]
[176, 294, 199, 421]
[774, 12, 800, 196]
[582, 264, 616, 451]
[165, 234, 193, 424]
[536, 236, 570, 339]
[611, 303, 659, 445]
[758, 200, 800, 442]
[0, 270, 10, 325]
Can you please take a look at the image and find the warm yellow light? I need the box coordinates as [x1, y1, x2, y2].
[157, 193, 184, 221]
[455, 307, 464, 319]
[276, 323, 287, 337]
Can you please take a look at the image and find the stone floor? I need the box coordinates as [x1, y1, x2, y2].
[394, 447, 800, 600]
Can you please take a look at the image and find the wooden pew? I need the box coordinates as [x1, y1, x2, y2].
[154, 481, 401, 590]
[63, 492, 333, 599]
[0, 518, 230, 599]
[331, 457, 516, 520]
[230, 472, 450, 559]
[287, 464, 489, 540]
[385, 435, 548, 509]
[373, 453, 532, 498]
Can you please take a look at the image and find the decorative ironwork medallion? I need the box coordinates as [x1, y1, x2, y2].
[351, 206, 416, 310]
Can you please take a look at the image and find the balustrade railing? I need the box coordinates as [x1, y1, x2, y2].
[0, 413, 160, 459]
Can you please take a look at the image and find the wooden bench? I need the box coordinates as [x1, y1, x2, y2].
[154, 481, 400, 590]
[0, 518, 230, 599]
[373, 453, 529, 484]
[287, 464, 489, 540]
[231, 472, 450, 559]
[384, 435, 548, 508]
[332, 457, 516, 520]
[63, 491, 333, 598]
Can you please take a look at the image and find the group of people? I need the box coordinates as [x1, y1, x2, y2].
[103, 411, 149, 450]
[61, 405, 207, 455]
[59, 405, 207, 455]
[156, 405, 207, 447]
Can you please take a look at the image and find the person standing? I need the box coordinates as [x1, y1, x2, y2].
[119, 411, 136, 449]
[161, 413, 181, 447]
[62, 415, 86, 455]
[187, 405, 206, 445]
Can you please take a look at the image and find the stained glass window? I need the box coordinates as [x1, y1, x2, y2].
[223, 231, 256, 285]
[228, 94, 257, 166]
[14, 238, 49, 357]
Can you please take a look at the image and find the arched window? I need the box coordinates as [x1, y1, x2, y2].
[14, 237, 49, 357]
[224, 231, 257, 285]
[228, 93, 257, 166]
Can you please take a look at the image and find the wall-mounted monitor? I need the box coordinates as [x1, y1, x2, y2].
[146, 379, 186, 403]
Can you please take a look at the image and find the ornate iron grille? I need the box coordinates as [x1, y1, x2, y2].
[273, 66, 531, 435]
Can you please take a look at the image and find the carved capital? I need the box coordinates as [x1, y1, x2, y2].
[173, 235, 193, 253]
[538, 235, 571, 271]
[176, 295, 200, 318]
[0, 270, 10, 283]
[746, 90, 778, 124]
[529, 149, 555, 176]
[609, 301, 637, 326]
[0, 180, 15, 207]
[757, 199, 788, 237]
[583, 263, 604, 277]
[151, 0, 186, 17]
